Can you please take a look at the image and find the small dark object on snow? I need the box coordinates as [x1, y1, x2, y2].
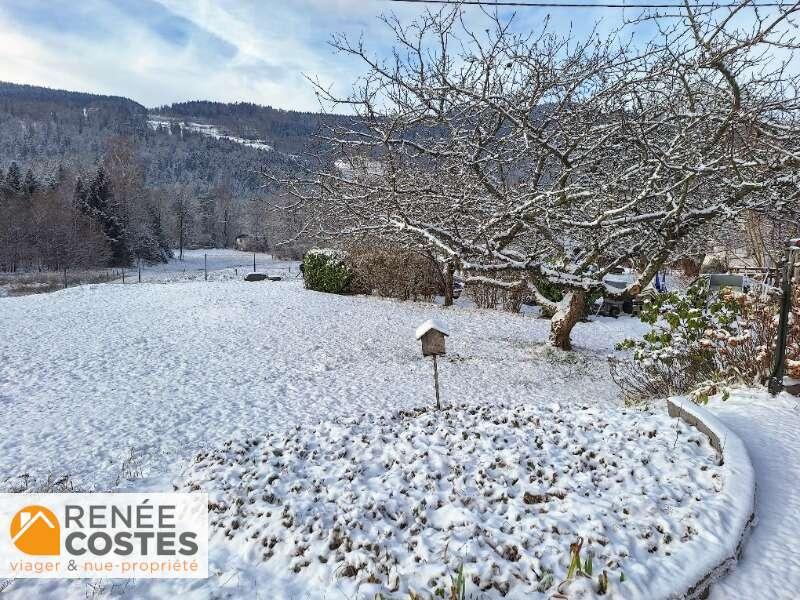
[245, 273, 268, 282]
[523, 491, 547, 504]
[268, 276, 282, 281]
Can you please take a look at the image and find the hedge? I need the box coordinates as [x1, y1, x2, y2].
[302, 249, 352, 294]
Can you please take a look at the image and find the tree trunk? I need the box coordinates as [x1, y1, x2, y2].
[443, 261, 455, 307]
[548, 291, 586, 350]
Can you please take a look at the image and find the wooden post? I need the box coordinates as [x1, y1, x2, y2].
[432, 355, 441, 410]
[121, 269, 125, 284]
[63, 267, 67, 289]
[138, 257, 142, 283]
[253, 252, 256, 273]
[204, 253, 208, 281]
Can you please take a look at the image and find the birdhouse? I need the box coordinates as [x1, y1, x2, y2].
[415, 319, 448, 356]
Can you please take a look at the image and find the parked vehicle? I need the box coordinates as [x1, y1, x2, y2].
[691, 273, 752, 293]
[452, 278, 464, 299]
[592, 274, 663, 318]
[691, 272, 781, 298]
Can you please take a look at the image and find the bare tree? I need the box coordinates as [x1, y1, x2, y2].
[278, 1, 800, 349]
[170, 184, 194, 261]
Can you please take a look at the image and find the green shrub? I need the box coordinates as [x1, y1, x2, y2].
[613, 281, 799, 404]
[530, 276, 602, 318]
[302, 249, 352, 294]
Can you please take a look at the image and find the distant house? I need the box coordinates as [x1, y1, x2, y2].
[701, 245, 782, 285]
[702, 245, 777, 272]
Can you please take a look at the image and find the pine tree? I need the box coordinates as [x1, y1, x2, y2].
[74, 177, 85, 208]
[51, 163, 67, 189]
[148, 203, 173, 261]
[85, 166, 130, 267]
[23, 169, 38, 196]
[5, 162, 21, 194]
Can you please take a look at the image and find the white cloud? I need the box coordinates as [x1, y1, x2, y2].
[0, 0, 790, 111]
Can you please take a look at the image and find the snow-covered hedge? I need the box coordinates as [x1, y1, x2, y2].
[302, 248, 352, 294]
[180, 402, 736, 599]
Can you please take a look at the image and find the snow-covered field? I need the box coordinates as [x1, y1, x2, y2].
[0, 256, 759, 598]
[0, 264, 641, 492]
[132, 248, 300, 282]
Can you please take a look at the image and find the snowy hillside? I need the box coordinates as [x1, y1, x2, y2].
[147, 117, 273, 151]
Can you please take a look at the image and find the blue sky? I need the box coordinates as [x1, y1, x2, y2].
[0, 0, 775, 111]
[0, 0, 652, 110]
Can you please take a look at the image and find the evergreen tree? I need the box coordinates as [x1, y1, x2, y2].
[148, 203, 173, 260]
[5, 162, 21, 193]
[23, 169, 38, 196]
[51, 163, 67, 189]
[85, 166, 130, 267]
[74, 177, 85, 208]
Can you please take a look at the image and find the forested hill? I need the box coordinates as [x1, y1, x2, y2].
[0, 81, 146, 122]
[0, 81, 343, 271]
[153, 100, 352, 156]
[0, 81, 344, 193]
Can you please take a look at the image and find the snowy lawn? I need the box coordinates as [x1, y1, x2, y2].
[0, 268, 744, 599]
[0, 274, 645, 491]
[124, 248, 301, 283]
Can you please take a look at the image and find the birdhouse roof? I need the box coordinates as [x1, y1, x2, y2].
[415, 319, 449, 340]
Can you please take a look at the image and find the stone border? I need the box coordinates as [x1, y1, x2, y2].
[665, 397, 757, 600]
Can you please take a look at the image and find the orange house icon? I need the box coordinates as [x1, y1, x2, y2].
[9, 505, 60, 555]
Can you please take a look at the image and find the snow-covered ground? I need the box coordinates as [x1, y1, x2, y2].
[181, 402, 725, 600]
[707, 389, 800, 600]
[133, 248, 300, 283]
[0, 267, 642, 492]
[0, 260, 758, 599]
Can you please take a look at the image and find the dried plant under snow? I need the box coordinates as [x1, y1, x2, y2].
[181, 402, 730, 599]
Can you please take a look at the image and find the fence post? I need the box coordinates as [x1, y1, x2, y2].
[204, 253, 208, 281]
[121, 269, 125, 284]
[63, 267, 67, 289]
[138, 257, 142, 283]
[253, 252, 256, 273]
[769, 241, 800, 395]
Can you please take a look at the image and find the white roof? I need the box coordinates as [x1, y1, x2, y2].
[415, 319, 449, 340]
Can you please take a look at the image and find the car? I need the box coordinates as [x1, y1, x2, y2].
[592, 280, 638, 318]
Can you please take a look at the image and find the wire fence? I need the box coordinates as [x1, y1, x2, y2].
[0, 252, 303, 297]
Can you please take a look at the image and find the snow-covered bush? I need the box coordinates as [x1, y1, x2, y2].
[346, 244, 443, 301]
[467, 279, 524, 312]
[302, 249, 352, 294]
[614, 282, 800, 404]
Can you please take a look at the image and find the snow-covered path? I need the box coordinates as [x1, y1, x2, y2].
[0, 277, 645, 491]
[709, 390, 800, 600]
